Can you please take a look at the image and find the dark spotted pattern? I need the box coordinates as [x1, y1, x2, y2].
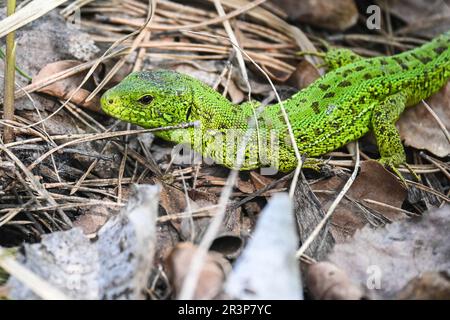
[318, 84, 331, 91]
[338, 80, 352, 87]
[311, 101, 320, 114]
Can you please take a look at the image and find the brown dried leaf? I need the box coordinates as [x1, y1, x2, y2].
[159, 184, 193, 240]
[33, 60, 101, 112]
[270, 0, 358, 31]
[235, 177, 255, 194]
[388, 0, 450, 37]
[286, 60, 320, 90]
[0, 285, 9, 299]
[159, 184, 188, 216]
[398, 82, 450, 158]
[328, 205, 450, 299]
[165, 242, 231, 299]
[312, 160, 407, 242]
[249, 171, 275, 190]
[306, 262, 364, 300]
[396, 271, 450, 300]
[73, 205, 112, 235]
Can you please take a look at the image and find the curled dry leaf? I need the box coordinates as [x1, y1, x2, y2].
[235, 177, 255, 194]
[33, 60, 101, 113]
[286, 60, 321, 89]
[398, 82, 450, 158]
[328, 205, 450, 299]
[306, 262, 364, 300]
[270, 0, 358, 31]
[165, 242, 231, 300]
[0, 11, 99, 111]
[312, 160, 407, 242]
[210, 233, 244, 260]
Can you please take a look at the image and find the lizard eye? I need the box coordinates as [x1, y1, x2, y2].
[138, 95, 153, 105]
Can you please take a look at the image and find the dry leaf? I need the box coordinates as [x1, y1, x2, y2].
[249, 171, 275, 190]
[388, 0, 450, 36]
[270, 0, 358, 31]
[235, 177, 255, 194]
[73, 205, 112, 235]
[396, 271, 450, 300]
[312, 160, 407, 242]
[159, 184, 197, 241]
[286, 60, 321, 89]
[220, 77, 245, 104]
[306, 262, 364, 300]
[328, 205, 450, 299]
[165, 242, 230, 300]
[398, 82, 450, 158]
[33, 60, 101, 112]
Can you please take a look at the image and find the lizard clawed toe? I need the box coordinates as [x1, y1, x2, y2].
[378, 158, 417, 188]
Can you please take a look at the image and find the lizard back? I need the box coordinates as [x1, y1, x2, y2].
[263, 31, 450, 166]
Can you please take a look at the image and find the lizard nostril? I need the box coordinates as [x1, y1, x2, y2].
[108, 99, 114, 104]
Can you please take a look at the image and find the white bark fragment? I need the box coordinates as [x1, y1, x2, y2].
[225, 193, 303, 300]
[7, 184, 160, 300]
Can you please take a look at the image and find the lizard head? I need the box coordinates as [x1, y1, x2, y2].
[101, 70, 196, 129]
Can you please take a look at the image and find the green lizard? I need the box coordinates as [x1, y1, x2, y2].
[101, 31, 450, 175]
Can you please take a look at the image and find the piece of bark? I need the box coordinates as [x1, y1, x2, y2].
[7, 185, 160, 300]
[294, 172, 335, 260]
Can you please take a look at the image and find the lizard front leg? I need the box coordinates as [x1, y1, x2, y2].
[371, 92, 418, 182]
[323, 48, 364, 70]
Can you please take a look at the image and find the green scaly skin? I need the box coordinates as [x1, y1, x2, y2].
[101, 31, 450, 173]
